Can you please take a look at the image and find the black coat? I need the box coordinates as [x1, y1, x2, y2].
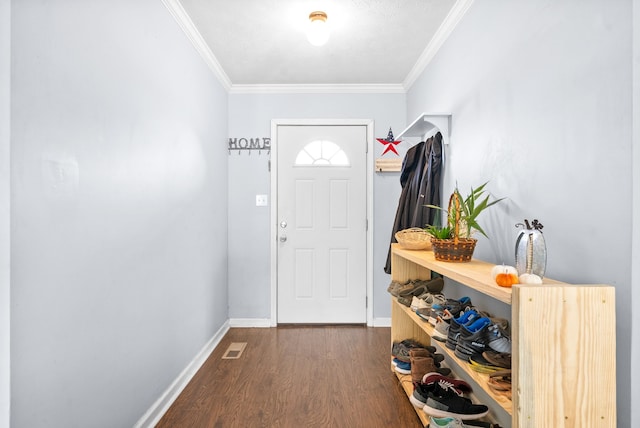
[384, 132, 443, 274]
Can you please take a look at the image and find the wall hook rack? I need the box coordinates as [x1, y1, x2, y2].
[228, 137, 271, 155]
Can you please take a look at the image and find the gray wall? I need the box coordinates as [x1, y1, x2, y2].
[632, 0, 639, 423]
[0, 0, 10, 425]
[10, 1, 228, 427]
[407, 0, 633, 425]
[227, 92, 405, 323]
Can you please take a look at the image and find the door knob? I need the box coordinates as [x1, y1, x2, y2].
[279, 236, 287, 242]
[280, 221, 287, 228]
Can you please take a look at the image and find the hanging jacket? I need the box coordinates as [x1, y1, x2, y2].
[384, 132, 443, 274]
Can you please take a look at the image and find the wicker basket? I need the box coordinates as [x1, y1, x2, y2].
[431, 192, 477, 262]
[431, 237, 477, 262]
[395, 227, 432, 250]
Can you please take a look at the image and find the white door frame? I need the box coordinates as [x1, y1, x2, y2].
[270, 119, 374, 326]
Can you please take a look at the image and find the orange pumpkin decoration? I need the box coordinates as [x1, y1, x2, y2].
[491, 264, 519, 287]
[495, 272, 519, 287]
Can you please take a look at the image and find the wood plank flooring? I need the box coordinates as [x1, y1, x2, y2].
[156, 326, 423, 428]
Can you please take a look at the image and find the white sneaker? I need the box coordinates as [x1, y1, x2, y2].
[410, 295, 429, 311]
[411, 292, 446, 312]
[429, 416, 465, 428]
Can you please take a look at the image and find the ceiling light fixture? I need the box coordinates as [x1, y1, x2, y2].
[306, 11, 330, 46]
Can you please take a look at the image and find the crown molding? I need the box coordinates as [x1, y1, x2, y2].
[229, 83, 406, 95]
[403, 0, 475, 90]
[161, 0, 232, 91]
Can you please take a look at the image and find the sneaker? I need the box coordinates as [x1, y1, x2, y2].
[393, 280, 419, 297]
[387, 280, 406, 295]
[445, 309, 482, 350]
[411, 295, 426, 311]
[416, 307, 431, 321]
[411, 292, 446, 312]
[398, 283, 433, 307]
[428, 297, 473, 326]
[430, 417, 500, 428]
[393, 358, 411, 374]
[432, 309, 454, 342]
[487, 323, 512, 354]
[429, 416, 466, 428]
[454, 317, 493, 361]
[422, 372, 473, 395]
[392, 339, 436, 363]
[411, 382, 434, 408]
[398, 280, 437, 300]
[411, 376, 465, 408]
[423, 383, 489, 420]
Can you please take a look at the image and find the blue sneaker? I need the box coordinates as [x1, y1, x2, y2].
[427, 297, 473, 325]
[393, 358, 411, 374]
[445, 309, 482, 350]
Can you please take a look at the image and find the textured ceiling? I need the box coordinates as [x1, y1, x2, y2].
[179, 0, 458, 86]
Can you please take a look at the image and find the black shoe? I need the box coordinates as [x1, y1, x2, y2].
[445, 309, 480, 350]
[454, 317, 492, 361]
[423, 383, 489, 420]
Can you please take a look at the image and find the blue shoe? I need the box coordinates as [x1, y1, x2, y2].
[393, 358, 411, 374]
[445, 309, 482, 350]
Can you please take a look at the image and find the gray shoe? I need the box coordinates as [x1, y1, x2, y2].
[389, 279, 412, 297]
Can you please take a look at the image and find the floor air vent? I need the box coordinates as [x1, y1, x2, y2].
[222, 342, 247, 359]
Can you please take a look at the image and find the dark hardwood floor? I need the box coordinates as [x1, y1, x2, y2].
[156, 326, 423, 428]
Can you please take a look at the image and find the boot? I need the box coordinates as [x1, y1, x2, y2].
[410, 353, 452, 379]
[410, 356, 436, 385]
[409, 347, 445, 364]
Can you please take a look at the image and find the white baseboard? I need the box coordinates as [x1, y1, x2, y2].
[372, 317, 391, 327]
[228, 318, 390, 327]
[133, 320, 231, 428]
[229, 318, 272, 328]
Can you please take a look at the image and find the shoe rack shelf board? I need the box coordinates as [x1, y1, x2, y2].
[389, 244, 617, 428]
[396, 113, 452, 145]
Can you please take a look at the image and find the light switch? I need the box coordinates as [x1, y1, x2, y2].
[256, 194, 268, 206]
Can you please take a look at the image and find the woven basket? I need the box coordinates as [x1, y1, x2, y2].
[431, 237, 477, 262]
[431, 192, 477, 262]
[395, 227, 432, 251]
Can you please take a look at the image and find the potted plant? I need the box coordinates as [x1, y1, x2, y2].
[425, 182, 504, 262]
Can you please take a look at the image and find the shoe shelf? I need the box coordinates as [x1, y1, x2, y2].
[391, 298, 509, 427]
[389, 243, 617, 427]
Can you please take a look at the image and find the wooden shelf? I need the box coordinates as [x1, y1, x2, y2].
[397, 113, 451, 145]
[391, 244, 566, 305]
[389, 244, 617, 427]
[375, 158, 402, 172]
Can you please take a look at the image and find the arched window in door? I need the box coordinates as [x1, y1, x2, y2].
[294, 140, 350, 166]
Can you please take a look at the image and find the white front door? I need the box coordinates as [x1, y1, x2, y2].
[275, 124, 367, 323]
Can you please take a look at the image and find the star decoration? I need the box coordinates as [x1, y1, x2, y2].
[377, 127, 401, 156]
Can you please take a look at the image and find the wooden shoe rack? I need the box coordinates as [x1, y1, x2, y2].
[389, 243, 616, 428]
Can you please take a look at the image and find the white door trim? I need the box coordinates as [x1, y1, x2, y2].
[270, 119, 374, 326]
